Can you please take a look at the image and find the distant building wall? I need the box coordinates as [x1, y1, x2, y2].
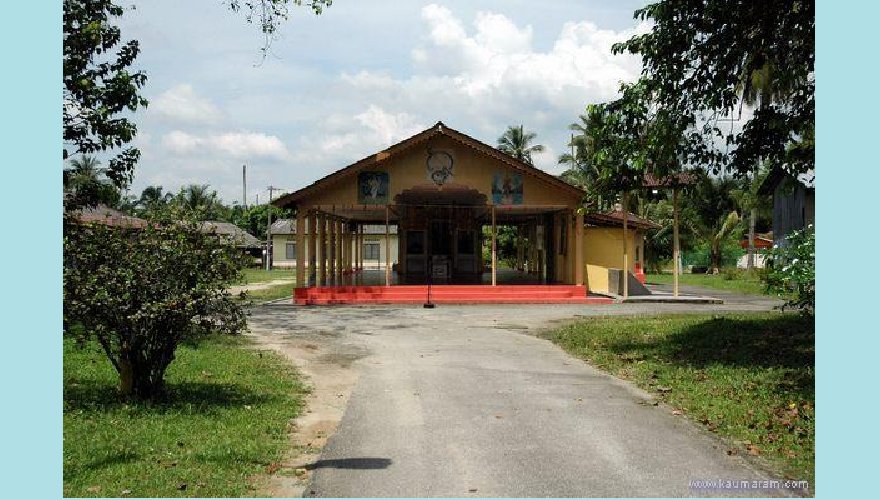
[272, 233, 398, 269]
[772, 177, 815, 247]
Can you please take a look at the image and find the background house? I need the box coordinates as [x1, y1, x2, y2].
[198, 221, 263, 265]
[70, 205, 149, 229]
[271, 219, 399, 270]
[758, 168, 814, 247]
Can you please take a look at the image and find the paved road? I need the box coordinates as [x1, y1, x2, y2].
[248, 290, 791, 498]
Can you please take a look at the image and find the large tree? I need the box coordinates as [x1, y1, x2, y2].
[63, 0, 148, 208]
[64, 215, 247, 399]
[63, 1, 334, 210]
[497, 125, 546, 166]
[612, 0, 814, 178]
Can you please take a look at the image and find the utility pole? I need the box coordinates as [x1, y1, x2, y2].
[242, 164, 247, 209]
[265, 185, 281, 271]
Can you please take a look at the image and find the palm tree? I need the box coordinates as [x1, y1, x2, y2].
[176, 184, 217, 211]
[63, 155, 120, 208]
[64, 155, 106, 190]
[497, 125, 545, 165]
[684, 175, 744, 273]
[137, 185, 173, 214]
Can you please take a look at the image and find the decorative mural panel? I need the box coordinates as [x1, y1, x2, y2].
[492, 171, 524, 205]
[357, 171, 389, 204]
[426, 149, 454, 186]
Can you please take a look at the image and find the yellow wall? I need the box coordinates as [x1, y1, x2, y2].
[582, 227, 644, 293]
[298, 136, 582, 210]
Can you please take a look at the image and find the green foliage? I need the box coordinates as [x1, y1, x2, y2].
[63, 155, 122, 208]
[64, 0, 148, 209]
[230, 202, 293, 240]
[547, 313, 814, 484]
[63, 335, 308, 497]
[765, 226, 815, 314]
[612, 0, 814, 178]
[227, 0, 333, 56]
[682, 239, 742, 270]
[497, 125, 545, 166]
[63, 212, 248, 399]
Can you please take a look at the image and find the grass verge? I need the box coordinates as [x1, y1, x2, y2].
[545, 313, 814, 484]
[238, 268, 295, 285]
[63, 335, 307, 498]
[647, 272, 769, 296]
[241, 283, 296, 303]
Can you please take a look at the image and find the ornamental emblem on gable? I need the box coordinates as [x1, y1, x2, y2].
[426, 149, 454, 186]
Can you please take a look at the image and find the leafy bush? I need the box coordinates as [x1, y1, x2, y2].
[63, 212, 247, 399]
[720, 266, 742, 281]
[765, 225, 815, 314]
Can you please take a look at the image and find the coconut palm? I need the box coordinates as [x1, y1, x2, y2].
[136, 185, 174, 214]
[497, 125, 545, 165]
[63, 155, 120, 207]
[64, 155, 106, 189]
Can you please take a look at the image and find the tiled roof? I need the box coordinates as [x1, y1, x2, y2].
[71, 205, 150, 229]
[584, 209, 661, 230]
[198, 221, 262, 248]
[274, 121, 585, 209]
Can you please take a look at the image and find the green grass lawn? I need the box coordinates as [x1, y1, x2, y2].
[63, 335, 308, 498]
[242, 282, 297, 302]
[545, 313, 814, 484]
[647, 271, 770, 296]
[238, 268, 296, 285]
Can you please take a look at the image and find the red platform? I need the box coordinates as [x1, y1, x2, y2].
[293, 285, 614, 305]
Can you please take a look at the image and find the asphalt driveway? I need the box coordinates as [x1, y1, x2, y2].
[247, 292, 791, 497]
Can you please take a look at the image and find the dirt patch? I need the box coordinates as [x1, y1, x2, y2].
[246, 321, 367, 498]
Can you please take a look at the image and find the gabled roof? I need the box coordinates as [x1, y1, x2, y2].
[642, 171, 699, 188]
[71, 205, 150, 229]
[584, 208, 661, 230]
[198, 221, 262, 248]
[758, 167, 815, 195]
[274, 122, 585, 209]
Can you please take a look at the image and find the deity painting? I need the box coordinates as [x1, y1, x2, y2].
[426, 149, 454, 186]
[357, 171, 389, 204]
[492, 172, 523, 205]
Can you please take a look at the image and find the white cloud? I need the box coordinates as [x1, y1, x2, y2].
[124, 1, 650, 203]
[354, 105, 425, 145]
[337, 5, 649, 171]
[160, 130, 290, 160]
[161, 130, 200, 153]
[150, 84, 223, 124]
[398, 4, 647, 101]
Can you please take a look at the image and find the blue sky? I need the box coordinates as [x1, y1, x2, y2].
[119, 0, 649, 204]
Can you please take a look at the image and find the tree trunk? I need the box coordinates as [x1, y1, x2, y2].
[119, 357, 134, 395]
[709, 240, 722, 274]
[747, 208, 756, 270]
